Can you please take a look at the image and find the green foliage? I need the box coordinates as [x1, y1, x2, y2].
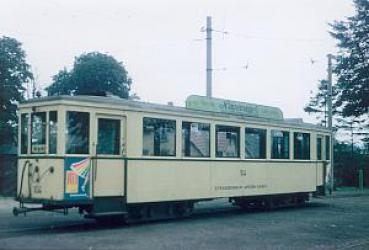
[0, 36, 33, 146]
[334, 142, 369, 187]
[47, 52, 132, 98]
[304, 79, 339, 127]
[46, 68, 72, 96]
[330, 0, 369, 117]
[305, 78, 368, 143]
[306, 0, 369, 145]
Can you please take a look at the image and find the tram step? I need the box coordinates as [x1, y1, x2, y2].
[85, 211, 128, 219]
[92, 197, 126, 214]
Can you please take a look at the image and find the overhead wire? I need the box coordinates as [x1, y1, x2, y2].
[198, 24, 327, 73]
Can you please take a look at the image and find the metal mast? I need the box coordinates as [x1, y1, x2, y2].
[206, 16, 212, 98]
[327, 54, 334, 193]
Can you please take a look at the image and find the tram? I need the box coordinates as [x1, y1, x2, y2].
[13, 94, 331, 220]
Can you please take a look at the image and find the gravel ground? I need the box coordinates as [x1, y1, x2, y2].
[0, 192, 369, 250]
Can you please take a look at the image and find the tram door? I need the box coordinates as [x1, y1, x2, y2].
[93, 115, 126, 197]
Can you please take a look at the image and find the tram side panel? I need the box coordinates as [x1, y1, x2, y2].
[93, 159, 125, 197]
[316, 162, 325, 186]
[126, 160, 212, 203]
[17, 158, 65, 201]
[209, 162, 317, 197]
[126, 160, 318, 204]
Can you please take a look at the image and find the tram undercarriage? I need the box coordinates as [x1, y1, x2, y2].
[13, 192, 312, 223]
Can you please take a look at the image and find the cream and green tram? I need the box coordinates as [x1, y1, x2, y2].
[14, 95, 331, 219]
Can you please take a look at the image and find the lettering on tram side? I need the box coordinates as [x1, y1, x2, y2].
[214, 184, 267, 191]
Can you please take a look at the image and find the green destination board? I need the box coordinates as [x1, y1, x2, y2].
[185, 95, 283, 121]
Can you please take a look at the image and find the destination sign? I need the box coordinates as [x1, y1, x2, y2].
[185, 95, 283, 120]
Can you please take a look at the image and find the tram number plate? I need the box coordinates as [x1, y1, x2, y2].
[33, 185, 42, 194]
[240, 170, 247, 176]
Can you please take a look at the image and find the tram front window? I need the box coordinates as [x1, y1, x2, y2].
[20, 113, 29, 154]
[66, 111, 89, 154]
[49, 111, 57, 154]
[31, 112, 46, 154]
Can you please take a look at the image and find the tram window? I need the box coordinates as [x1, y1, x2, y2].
[271, 130, 289, 159]
[65, 111, 89, 154]
[20, 113, 29, 154]
[245, 128, 266, 159]
[182, 122, 210, 157]
[31, 112, 46, 154]
[317, 137, 322, 160]
[325, 135, 330, 160]
[143, 117, 176, 156]
[97, 118, 120, 155]
[216, 125, 240, 158]
[48, 111, 57, 154]
[294, 132, 310, 160]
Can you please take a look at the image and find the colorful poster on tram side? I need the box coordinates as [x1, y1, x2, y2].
[64, 157, 91, 200]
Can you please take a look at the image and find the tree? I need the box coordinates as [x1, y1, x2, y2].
[0, 36, 33, 146]
[330, 0, 369, 117]
[304, 79, 339, 127]
[305, 78, 369, 147]
[46, 68, 73, 96]
[47, 52, 132, 98]
[333, 142, 369, 187]
[336, 117, 367, 159]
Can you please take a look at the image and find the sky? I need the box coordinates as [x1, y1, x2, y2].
[0, 0, 355, 123]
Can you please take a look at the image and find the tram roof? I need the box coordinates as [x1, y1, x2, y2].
[20, 95, 330, 132]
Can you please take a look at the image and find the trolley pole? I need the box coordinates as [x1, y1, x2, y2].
[206, 16, 212, 98]
[327, 54, 334, 194]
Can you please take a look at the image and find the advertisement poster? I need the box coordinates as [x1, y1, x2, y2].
[64, 157, 91, 200]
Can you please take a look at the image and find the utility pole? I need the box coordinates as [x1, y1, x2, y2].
[32, 79, 36, 98]
[206, 16, 212, 98]
[327, 54, 334, 194]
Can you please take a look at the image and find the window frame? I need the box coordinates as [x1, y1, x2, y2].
[19, 110, 60, 155]
[244, 127, 267, 159]
[48, 111, 58, 155]
[325, 135, 331, 160]
[142, 117, 177, 157]
[182, 121, 211, 158]
[215, 125, 240, 158]
[30, 112, 47, 155]
[96, 117, 122, 156]
[293, 132, 311, 160]
[65, 111, 90, 155]
[20, 113, 30, 155]
[317, 136, 323, 161]
[271, 129, 290, 159]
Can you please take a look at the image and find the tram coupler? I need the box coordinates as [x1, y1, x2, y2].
[13, 206, 43, 216]
[13, 204, 69, 216]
